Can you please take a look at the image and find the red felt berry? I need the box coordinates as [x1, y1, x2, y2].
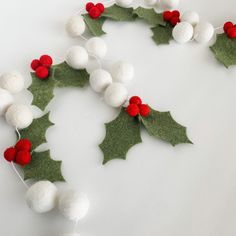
[15, 139, 31, 152]
[39, 55, 53, 68]
[163, 11, 173, 21]
[95, 3, 105, 13]
[139, 104, 151, 117]
[35, 66, 49, 80]
[4, 147, 17, 162]
[227, 27, 236, 38]
[89, 6, 101, 19]
[31, 59, 41, 71]
[129, 96, 142, 105]
[15, 151, 31, 166]
[224, 21, 234, 33]
[170, 16, 180, 26]
[126, 104, 140, 117]
[172, 10, 180, 18]
[86, 2, 94, 12]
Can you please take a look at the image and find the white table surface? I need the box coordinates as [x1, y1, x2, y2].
[0, 0, 236, 235]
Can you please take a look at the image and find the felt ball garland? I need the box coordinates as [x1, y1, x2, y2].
[1, 0, 236, 235]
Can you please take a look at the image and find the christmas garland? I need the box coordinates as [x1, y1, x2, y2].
[1, 0, 236, 235]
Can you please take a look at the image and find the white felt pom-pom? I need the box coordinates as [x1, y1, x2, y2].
[115, 0, 134, 8]
[90, 69, 112, 93]
[0, 72, 24, 94]
[85, 37, 107, 59]
[5, 104, 33, 129]
[111, 61, 134, 84]
[58, 190, 90, 221]
[181, 11, 199, 26]
[26, 181, 58, 213]
[66, 16, 86, 37]
[194, 22, 214, 44]
[104, 83, 128, 107]
[0, 88, 14, 116]
[172, 22, 194, 44]
[66, 46, 88, 69]
[160, 0, 179, 9]
[144, 0, 158, 6]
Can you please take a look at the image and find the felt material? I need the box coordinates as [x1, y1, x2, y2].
[53, 62, 89, 88]
[29, 62, 89, 111]
[66, 16, 86, 37]
[99, 108, 142, 164]
[210, 33, 236, 68]
[15, 150, 31, 166]
[141, 108, 192, 146]
[65, 46, 88, 70]
[18, 113, 54, 151]
[58, 190, 90, 221]
[151, 25, 173, 45]
[133, 7, 165, 26]
[29, 72, 55, 111]
[83, 14, 106, 36]
[194, 22, 214, 44]
[102, 4, 135, 21]
[5, 104, 33, 129]
[104, 83, 128, 107]
[23, 150, 65, 182]
[26, 181, 58, 213]
[0, 71, 24, 94]
[172, 22, 193, 44]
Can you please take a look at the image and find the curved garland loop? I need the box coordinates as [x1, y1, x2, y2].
[0, 0, 236, 235]
[3, 1, 236, 183]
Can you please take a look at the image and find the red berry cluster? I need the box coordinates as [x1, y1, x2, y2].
[223, 21, 236, 39]
[31, 55, 53, 80]
[86, 2, 105, 19]
[163, 10, 181, 26]
[4, 139, 32, 166]
[126, 96, 151, 117]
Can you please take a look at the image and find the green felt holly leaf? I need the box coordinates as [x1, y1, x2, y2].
[19, 113, 54, 151]
[210, 33, 236, 68]
[103, 4, 135, 21]
[83, 14, 106, 36]
[99, 108, 142, 164]
[53, 62, 89, 87]
[141, 109, 192, 146]
[29, 71, 56, 111]
[23, 150, 65, 182]
[151, 24, 173, 45]
[133, 7, 165, 26]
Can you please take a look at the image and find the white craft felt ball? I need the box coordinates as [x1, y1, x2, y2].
[26, 181, 58, 213]
[85, 37, 107, 59]
[194, 22, 214, 44]
[104, 83, 128, 107]
[0, 88, 14, 116]
[5, 104, 33, 129]
[66, 46, 88, 69]
[181, 11, 199, 26]
[90, 69, 112, 93]
[172, 22, 194, 44]
[58, 190, 90, 221]
[160, 0, 179, 9]
[115, 0, 134, 8]
[66, 16, 86, 37]
[111, 61, 134, 84]
[0, 72, 24, 94]
[144, 0, 158, 6]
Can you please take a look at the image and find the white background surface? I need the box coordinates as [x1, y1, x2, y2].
[0, 0, 236, 235]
